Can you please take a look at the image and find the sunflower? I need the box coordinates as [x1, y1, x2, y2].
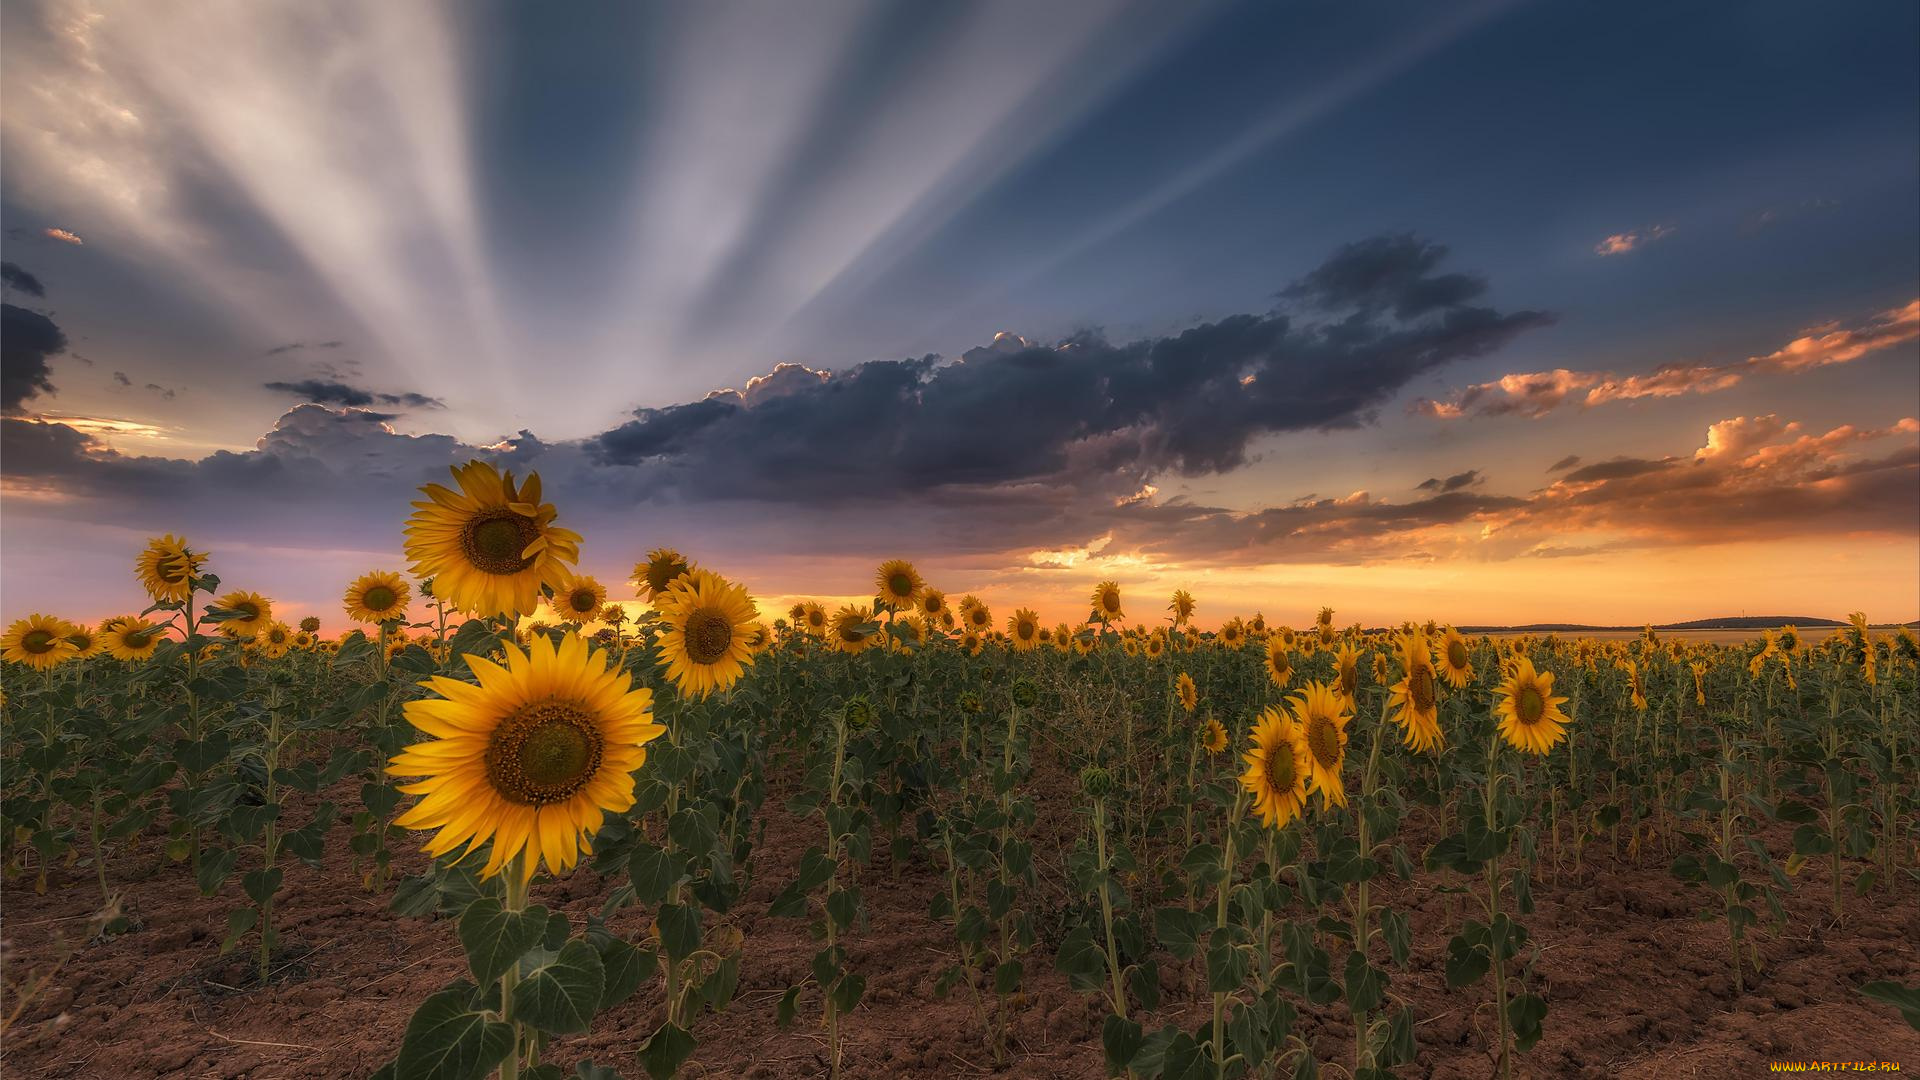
[555, 576, 607, 623]
[1218, 618, 1245, 651]
[1333, 643, 1360, 706]
[894, 614, 927, 652]
[1090, 581, 1124, 622]
[1009, 608, 1041, 651]
[65, 624, 104, 659]
[1144, 631, 1167, 660]
[1175, 672, 1198, 713]
[1435, 628, 1474, 688]
[800, 601, 828, 637]
[1315, 606, 1335, 646]
[405, 461, 581, 618]
[1169, 589, 1195, 626]
[964, 600, 992, 632]
[1387, 631, 1443, 754]
[1122, 636, 1140, 658]
[1052, 623, 1073, 652]
[655, 569, 760, 697]
[387, 636, 414, 662]
[293, 630, 317, 651]
[214, 590, 273, 640]
[1622, 659, 1647, 711]
[830, 604, 877, 655]
[300, 616, 321, 634]
[1264, 637, 1293, 688]
[135, 534, 204, 604]
[258, 621, 295, 659]
[1689, 662, 1707, 706]
[960, 629, 984, 656]
[921, 589, 948, 621]
[390, 633, 661, 884]
[101, 617, 164, 662]
[744, 622, 773, 655]
[1494, 655, 1571, 755]
[3, 615, 79, 670]
[1201, 716, 1228, 755]
[344, 571, 412, 625]
[1289, 681, 1351, 810]
[874, 559, 924, 610]
[1241, 706, 1311, 831]
[633, 548, 693, 602]
[1072, 630, 1095, 656]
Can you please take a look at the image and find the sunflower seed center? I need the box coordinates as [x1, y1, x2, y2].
[1516, 686, 1546, 725]
[462, 510, 539, 576]
[363, 586, 397, 612]
[684, 608, 734, 665]
[1306, 714, 1341, 771]
[487, 700, 604, 805]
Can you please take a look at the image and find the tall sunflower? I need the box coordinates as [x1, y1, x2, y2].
[555, 576, 607, 623]
[1090, 581, 1124, 622]
[345, 571, 412, 625]
[258, 621, 294, 659]
[921, 589, 948, 621]
[963, 600, 992, 632]
[874, 559, 924, 610]
[1265, 636, 1293, 688]
[1008, 608, 1041, 651]
[1435, 627, 1475, 689]
[1494, 656, 1571, 755]
[830, 604, 877, 655]
[102, 617, 165, 662]
[65, 624, 104, 660]
[1219, 618, 1245, 650]
[1241, 706, 1311, 830]
[390, 633, 662, 883]
[1315, 606, 1336, 646]
[213, 590, 273, 640]
[655, 569, 760, 697]
[1387, 631, 1443, 754]
[1169, 589, 1195, 626]
[2, 615, 78, 670]
[1290, 681, 1351, 810]
[405, 461, 580, 618]
[135, 534, 203, 604]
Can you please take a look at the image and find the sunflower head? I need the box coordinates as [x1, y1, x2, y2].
[1288, 681, 1351, 810]
[102, 617, 165, 662]
[3, 615, 79, 670]
[1009, 608, 1041, 650]
[258, 621, 294, 659]
[1175, 672, 1198, 713]
[1169, 589, 1195, 625]
[920, 589, 947, 618]
[798, 601, 828, 637]
[1241, 706, 1311, 831]
[1333, 643, 1360, 702]
[390, 633, 662, 883]
[874, 559, 924, 610]
[960, 629, 983, 656]
[656, 569, 760, 697]
[135, 535, 204, 604]
[1388, 631, 1443, 754]
[1436, 628, 1474, 688]
[1201, 717, 1228, 755]
[345, 571, 411, 626]
[1145, 632, 1166, 659]
[1265, 637, 1292, 688]
[405, 461, 580, 618]
[557, 576, 607, 623]
[1090, 581, 1123, 621]
[830, 604, 877, 655]
[1495, 656, 1571, 755]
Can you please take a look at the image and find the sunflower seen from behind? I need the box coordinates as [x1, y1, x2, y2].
[3, 615, 78, 670]
[1494, 655, 1571, 755]
[405, 461, 580, 618]
[390, 632, 662, 884]
[1241, 705, 1311, 831]
[655, 569, 760, 697]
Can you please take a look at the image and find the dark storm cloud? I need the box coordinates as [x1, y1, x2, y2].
[1, 263, 46, 297]
[2, 303, 67, 413]
[1417, 469, 1482, 492]
[1547, 454, 1580, 472]
[1562, 457, 1675, 483]
[263, 378, 444, 410]
[593, 236, 1552, 502]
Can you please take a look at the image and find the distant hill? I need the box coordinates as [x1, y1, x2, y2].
[1453, 616, 1918, 633]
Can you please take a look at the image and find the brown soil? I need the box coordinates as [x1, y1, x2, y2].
[2, 770, 1915, 1080]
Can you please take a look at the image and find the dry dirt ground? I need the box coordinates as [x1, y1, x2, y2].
[3, 765, 1916, 1080]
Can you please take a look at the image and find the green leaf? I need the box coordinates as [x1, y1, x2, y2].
[830, 970, 866, 1013]
[1154, 906, 1209, 960]
[458, 898, 548, 986]
[628, 844, 687, 907]
[220, 907, 258, 955]
[1102, 1013, 1143, 1077]
[1858, 981, 1920, 1031]
[1507, 992, 1548, 1051]
[637, 1022, 697, 1080]
[1444, 932, 1489, 988]
[992, 958, 1023, 997]
[1053, 924, 1107, 991]
[512, 938, 606, 1035]
[242, 867, 283, 907]
[1343, 951, 1387, 1015]
[196, 846, 239, 897]
[395, 985, 515, 1080]
[656, 903, 701, 963]
[775, 985, 802, 1029]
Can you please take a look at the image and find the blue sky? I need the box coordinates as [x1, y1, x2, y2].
[3, 0, 1916, 626]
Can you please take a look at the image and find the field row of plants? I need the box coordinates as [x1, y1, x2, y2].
[2, 459, 1915, 1079]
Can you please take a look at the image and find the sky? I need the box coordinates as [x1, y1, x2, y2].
[2, 0, 1917, 631]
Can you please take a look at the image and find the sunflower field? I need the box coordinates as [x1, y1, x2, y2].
[2, 459, 1916, 1079]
